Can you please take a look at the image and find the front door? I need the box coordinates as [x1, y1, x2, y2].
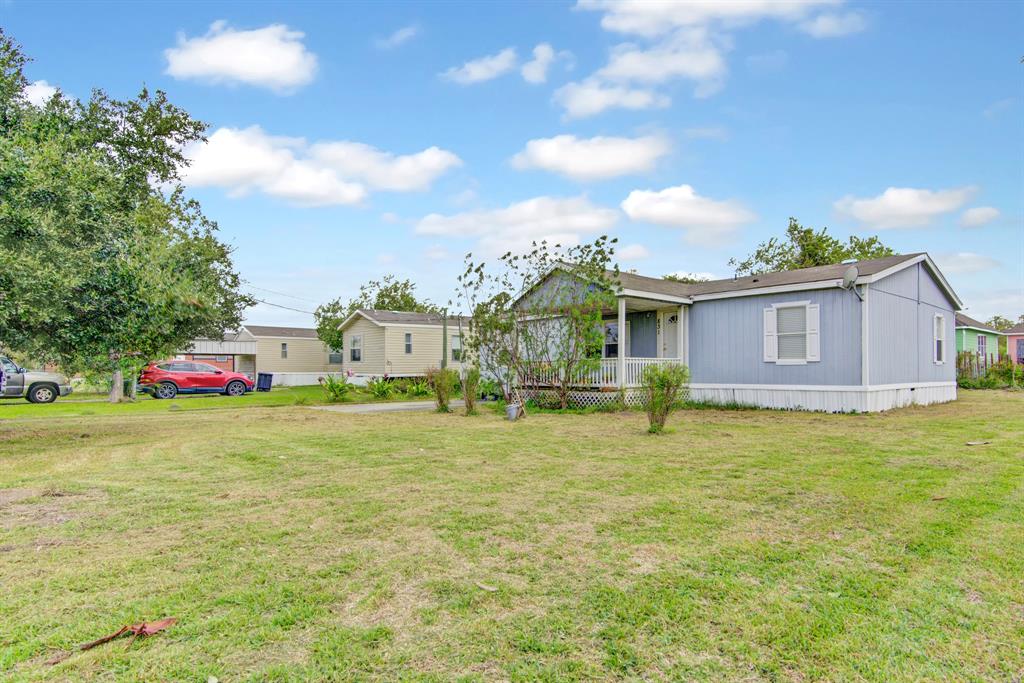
[662, 313, 679, 359]
[1, 357, 24, 397]
[189, 362, 226, 391]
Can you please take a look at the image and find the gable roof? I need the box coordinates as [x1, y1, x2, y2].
[611, 253, 961, 307]
[955, 313, 1001, 334]
[243, 325, 319, 339]
[339, 309, 470, 329]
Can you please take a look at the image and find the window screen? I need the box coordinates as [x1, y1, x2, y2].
[776, 306, 807, 361]
[280, 342, 288, 359]
[405, 333, 413, 354]
[451, 335, 462, 361]
[350, 335, 362, 362]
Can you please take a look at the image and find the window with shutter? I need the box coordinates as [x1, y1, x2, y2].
[764, 302, 820, 364]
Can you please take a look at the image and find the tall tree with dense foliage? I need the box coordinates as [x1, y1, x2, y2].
[0, 30, 251, 401]
[729, 218, 895, 276]
[314, 275, 440, 352]
[456, 237, 620, 409]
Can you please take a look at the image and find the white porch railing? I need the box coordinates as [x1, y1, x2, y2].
[520, 357, 683, 389]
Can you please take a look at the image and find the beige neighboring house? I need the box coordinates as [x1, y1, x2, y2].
[338, 310, 469, 377]
[179, 325, 343, 385]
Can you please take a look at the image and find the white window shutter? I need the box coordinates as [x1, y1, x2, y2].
[763, 308, 778, 362]
[806, 304, 820, 362]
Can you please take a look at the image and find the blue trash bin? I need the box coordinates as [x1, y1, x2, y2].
[256, 373, 273, 392]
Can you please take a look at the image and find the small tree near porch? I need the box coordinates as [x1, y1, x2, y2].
[456, 237, 620, 410]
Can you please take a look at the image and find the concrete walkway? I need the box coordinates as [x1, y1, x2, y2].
[311, 399, 464, 414]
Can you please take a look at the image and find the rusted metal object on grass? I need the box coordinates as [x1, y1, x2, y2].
[45, 617, 177, 665]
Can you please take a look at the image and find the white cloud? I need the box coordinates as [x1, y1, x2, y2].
[960, 206, 1001, 229]
[441, 48, 518, 84]
[798, 11, 867, 38]
[554, 78, 669, 119]
[423, 245, 451, 261]
[963, 289, 1024, 323]
[164, 21, 317, 92]
[510, 134, 670, 181]
[983, 98, 1015, 119]
[311, 142, 462, 192]
[596, 28, 726, 93]
[746, 49, 789, 73]
[834, 186, 977, 229]
[375, 25, 418, 49]
[415, 195, 619, 256]
[182, 125, 460, 206]
[577, 0, 838, 38]
[683, 126, 729, 141]
[568, 0, 857, 116]
[934, 252, 1000, 275]
[618, 243, 651, 260]
[381, 212, 402, 224]
[621, 183, 756, 246]
[24, 80, 58, 106]
[521, 43, 572, 84]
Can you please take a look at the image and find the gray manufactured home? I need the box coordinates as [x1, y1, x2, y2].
[517, 253, 960, 413]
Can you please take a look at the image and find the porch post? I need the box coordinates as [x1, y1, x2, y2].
[617, 297, 626, 389]
[678, 304, 686, 364]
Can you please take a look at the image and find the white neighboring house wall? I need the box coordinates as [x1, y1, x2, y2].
[338, 311, 469, 379]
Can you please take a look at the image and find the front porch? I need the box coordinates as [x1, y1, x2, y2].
[520, 293, 690, 390]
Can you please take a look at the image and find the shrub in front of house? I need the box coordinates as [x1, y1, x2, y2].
[462, 367, 480, 416]
[406, 378, 431, 397]
[641, 363, 690, 434]
[319, 374, 352, 402]
[425, 367, 459, 413]
[367, 376, 395, 399]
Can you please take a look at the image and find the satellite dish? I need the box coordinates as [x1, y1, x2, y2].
[841, 265, 864, 301]
[841, 265, 859, 290]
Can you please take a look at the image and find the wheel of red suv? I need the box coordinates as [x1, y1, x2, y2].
[155, 382, 178, 400]
[225, 380, 246, 397]
[26, 383, 58, 404]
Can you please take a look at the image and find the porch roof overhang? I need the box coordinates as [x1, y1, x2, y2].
[618, 288, 692, 306]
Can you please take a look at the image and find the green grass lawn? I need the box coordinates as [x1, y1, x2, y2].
[0, 384, 431, 420]
[1, 391, 1022, 681]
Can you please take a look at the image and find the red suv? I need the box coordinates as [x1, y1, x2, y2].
[139, 361, 254, 399]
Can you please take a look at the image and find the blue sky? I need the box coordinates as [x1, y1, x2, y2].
[7, 0, 1022, 325]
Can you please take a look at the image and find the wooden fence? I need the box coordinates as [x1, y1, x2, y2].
[956, 351, 1006, 379]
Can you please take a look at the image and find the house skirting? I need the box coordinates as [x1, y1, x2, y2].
[520, 382, 956, 413]
[688, 382, 956, 413]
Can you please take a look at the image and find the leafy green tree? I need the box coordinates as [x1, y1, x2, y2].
[729, 218, 895, 276]
[314, 275, 440, 352]
[986, 315, 1015, 331]
[0, 30, 251, 401]
[663, 273, 710, 283]
[456, 237, 620, 410]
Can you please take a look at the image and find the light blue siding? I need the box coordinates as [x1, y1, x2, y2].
[688, 288, 862, 385]
[627, 311, 657, 357]
[868, 263, 956, 384]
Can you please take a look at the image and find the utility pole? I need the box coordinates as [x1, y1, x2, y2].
[441, 309, 448, 369]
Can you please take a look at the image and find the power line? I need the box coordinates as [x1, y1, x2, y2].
[251, 298, 315, 315]
[243, 280, 319, 304]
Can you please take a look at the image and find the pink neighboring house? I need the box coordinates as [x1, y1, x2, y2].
[1006, 323, 1024, 365]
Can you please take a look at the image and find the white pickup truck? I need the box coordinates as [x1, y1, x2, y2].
[0, 356, 73, 403]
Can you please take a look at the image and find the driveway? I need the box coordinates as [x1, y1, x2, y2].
[311, 399, 464, 414]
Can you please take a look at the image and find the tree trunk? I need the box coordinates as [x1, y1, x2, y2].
[128, 374, 138, 401]
[109, 367, 123, 403]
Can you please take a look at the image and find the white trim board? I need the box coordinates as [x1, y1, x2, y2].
[689, 382, 955, 392]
